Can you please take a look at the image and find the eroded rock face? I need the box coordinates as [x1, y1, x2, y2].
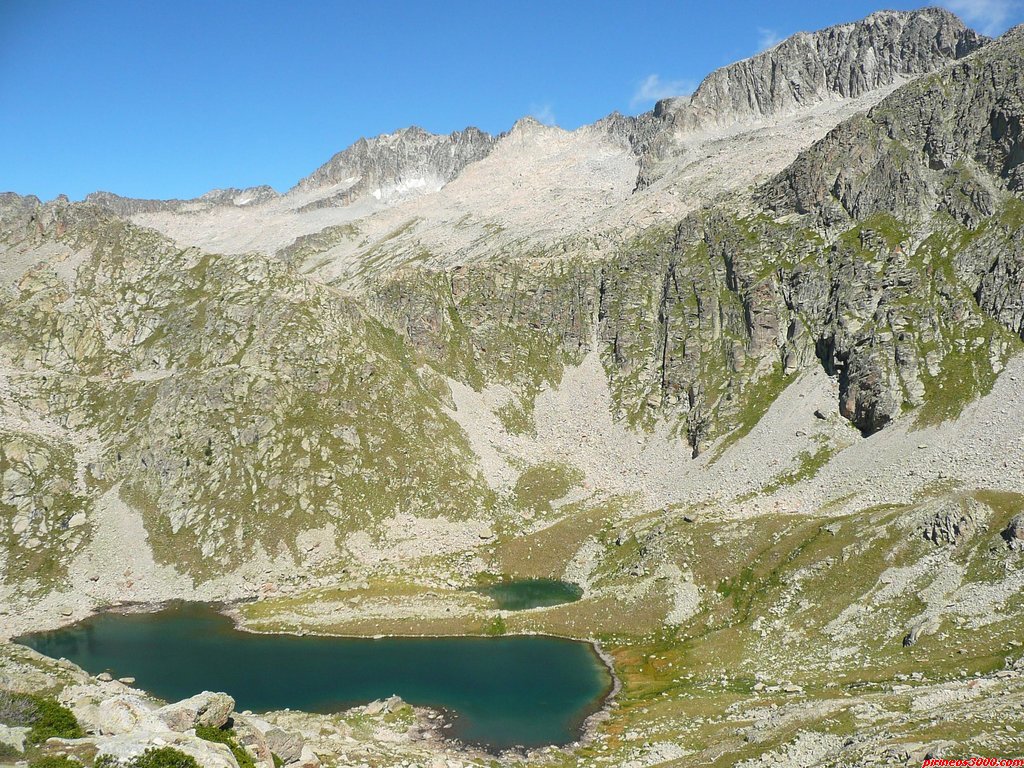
[374, 183, 1020, 445]
[762, 25, 1024, 229]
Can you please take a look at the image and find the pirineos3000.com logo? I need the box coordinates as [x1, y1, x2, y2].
[923, 759, 1024, 767]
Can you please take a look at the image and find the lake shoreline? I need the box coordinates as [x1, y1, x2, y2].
[222, 597, 623, 759]
[13, 597, 623, 760]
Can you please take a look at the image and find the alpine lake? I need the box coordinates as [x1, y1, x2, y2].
[17, 581, 608, 753]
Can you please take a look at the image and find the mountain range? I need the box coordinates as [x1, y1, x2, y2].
[2, 7, 1024, 768]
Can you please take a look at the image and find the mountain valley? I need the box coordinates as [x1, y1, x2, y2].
[2, 8, 1024, 768]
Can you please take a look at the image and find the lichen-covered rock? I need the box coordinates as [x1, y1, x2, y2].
[0, 723, 28, 753]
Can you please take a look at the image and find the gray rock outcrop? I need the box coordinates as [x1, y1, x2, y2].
[918, 497, 985, 546]
[234, 715, 303, 765]
[762, 24, 1024, 229]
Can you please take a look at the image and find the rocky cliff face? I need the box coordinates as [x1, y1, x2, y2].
[372, 27, 1024, 448]
[631, 9, 986, 192]
[762, 23, 1024, 228]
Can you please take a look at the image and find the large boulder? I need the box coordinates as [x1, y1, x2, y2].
[153, 692, 235, 732]
[284, 744, 321, 768]
[1003, 514, 1024, 549]
[233, 715, 303, 765]
[60, 684, 161, 736]
[94, 695, 161, 735]
[903, 615, 942, 647]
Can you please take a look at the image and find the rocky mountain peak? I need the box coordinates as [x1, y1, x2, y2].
[659, 7, 986, 132]
[293, 125, 496, 202]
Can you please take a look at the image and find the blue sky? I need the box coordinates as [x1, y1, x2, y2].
[1, 0, 1021, 201]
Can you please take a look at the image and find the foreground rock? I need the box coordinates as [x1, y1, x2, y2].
[154, 692, 235, 732]
[93, 731, 239, 768]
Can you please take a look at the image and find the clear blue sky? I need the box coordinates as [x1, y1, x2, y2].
[1, 0, 1021, 201]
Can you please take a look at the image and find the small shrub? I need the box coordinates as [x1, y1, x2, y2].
[0, 742, 23, 759]
[0, 689, 38, 726]
[27, 698, 83, 743]
[484, 615, 507, 636]
[195, 725, 255, 768]
[28, 757, 81, 768]
[131, 747, 199, 768]
[94, 756, 121, 768]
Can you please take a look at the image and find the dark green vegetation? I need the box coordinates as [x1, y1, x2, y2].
[98, 747, 200, 768]
[18, 604, 612, 752]
[29, 757, 85, 768]
[475, 578, 583, 611]
[195, 725, 255, 768]
[0, 691, 83, 744]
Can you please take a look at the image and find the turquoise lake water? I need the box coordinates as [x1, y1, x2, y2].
[17, 603, 611, 751]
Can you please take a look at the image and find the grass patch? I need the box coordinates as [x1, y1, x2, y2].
[512, 461, 584, 514]
[495, 398, 535, 436]
[708, 366, 794, 462]
[29, 758, 82, 768]
[758, 441, 836, 495]
[915, 318, 1012, 426]
[125, 747, 199, 768]
[483, 616, 507, 636]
